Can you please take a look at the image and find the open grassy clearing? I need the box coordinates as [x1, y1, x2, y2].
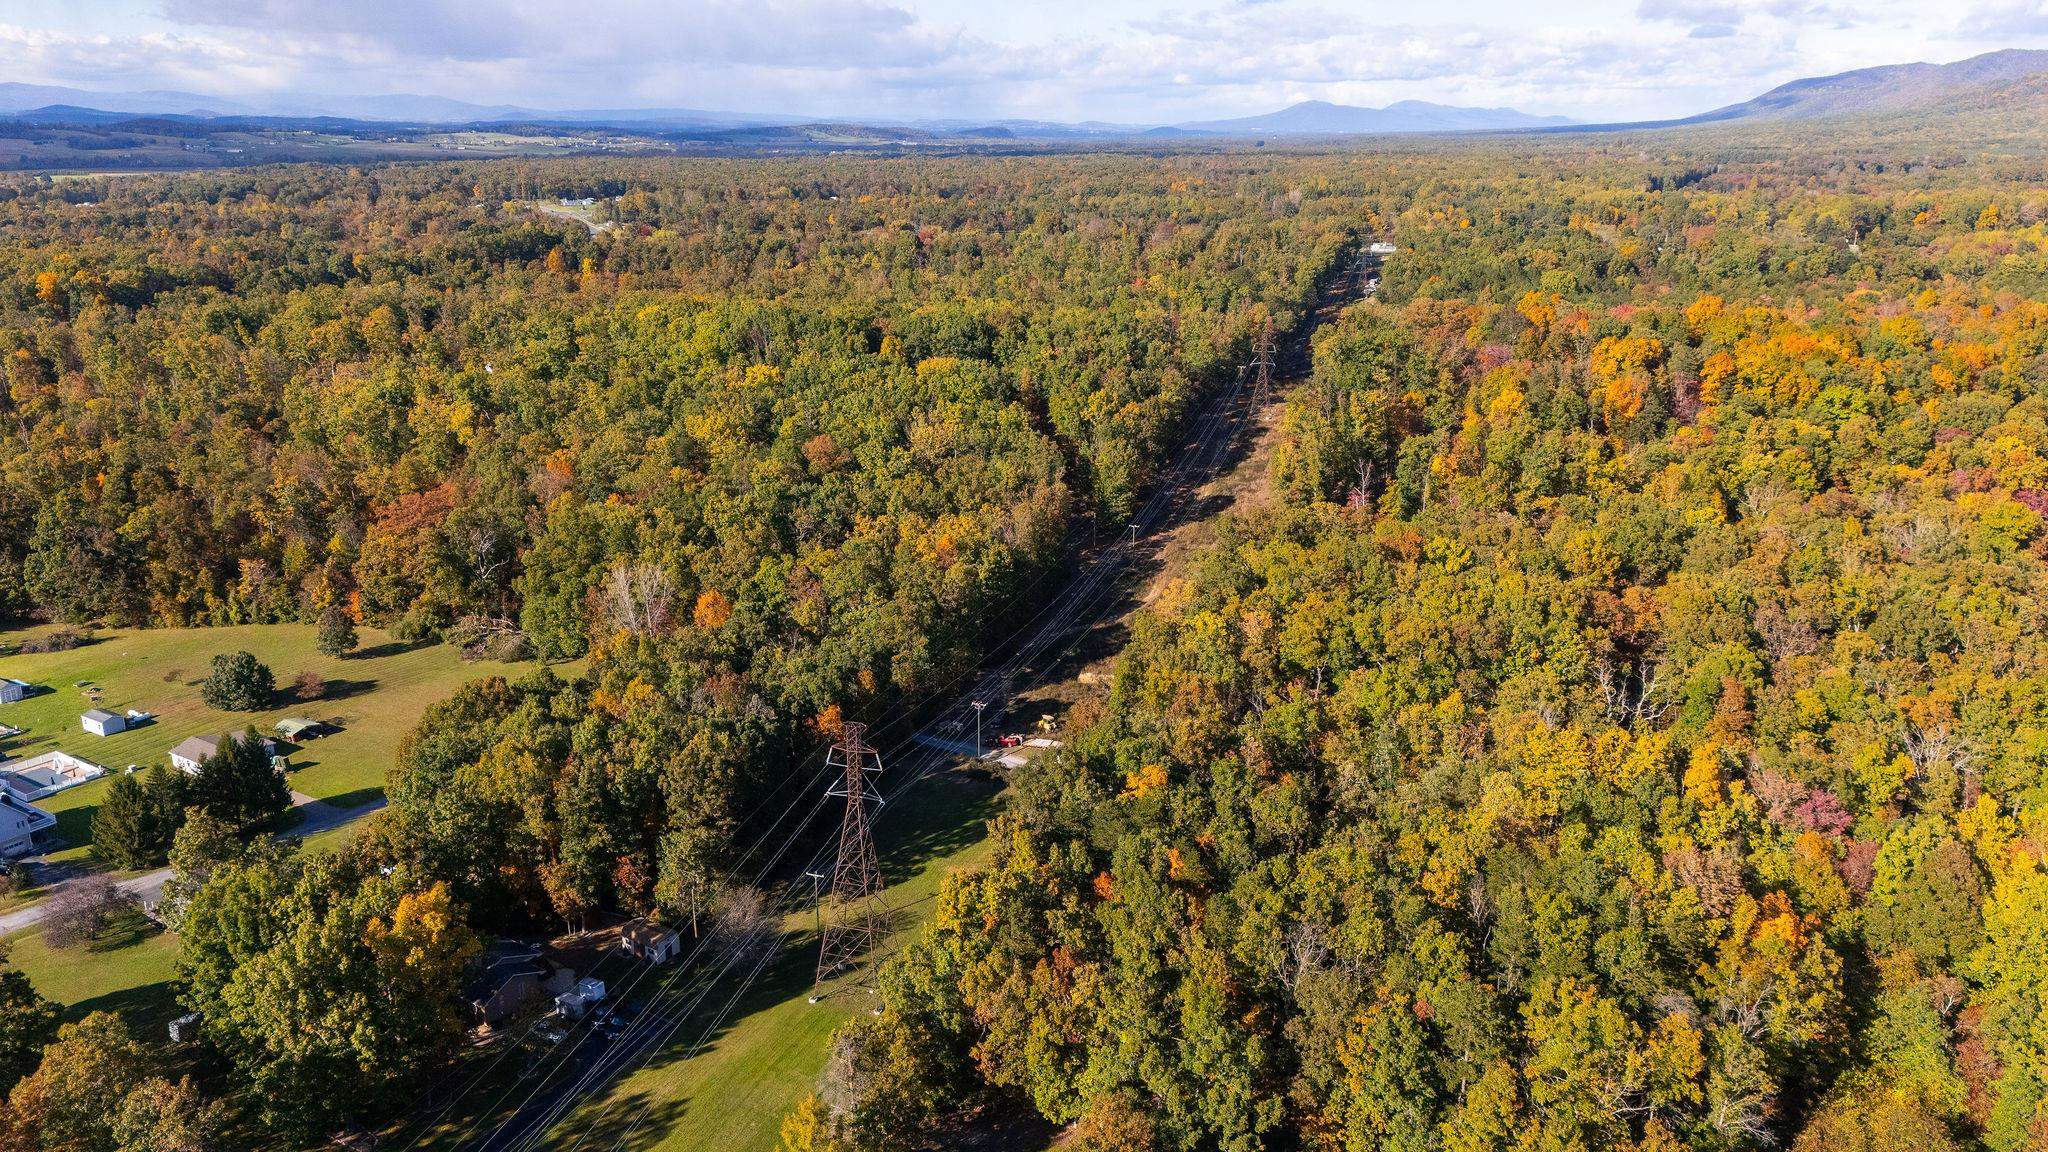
[0, 622, 551, 862]
[2, 910, 183, 1031]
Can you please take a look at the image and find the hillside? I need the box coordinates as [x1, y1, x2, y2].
[1682, 47, 2048, 123]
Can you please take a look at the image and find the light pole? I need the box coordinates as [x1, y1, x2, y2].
[971, 700, 986, 757]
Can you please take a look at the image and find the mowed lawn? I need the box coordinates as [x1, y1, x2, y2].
[535, 770, 1004, 1152]
[0, 623, 550, 862]
[2, 914, 183, 1031]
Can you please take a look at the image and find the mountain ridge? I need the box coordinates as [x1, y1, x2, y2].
[1177, 98, 1575, 135]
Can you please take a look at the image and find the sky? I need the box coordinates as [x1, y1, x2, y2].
[5, 0, 2048, 123]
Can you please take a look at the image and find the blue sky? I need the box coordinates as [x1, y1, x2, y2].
[7, 0, 2047, 122]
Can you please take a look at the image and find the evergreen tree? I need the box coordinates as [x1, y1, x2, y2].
[316, 603, 358, 658]
[90, 773, 154, 871]
[141, 765, 190, 858]
[190, 730, 290, 829]
[199, 651, 275, 712]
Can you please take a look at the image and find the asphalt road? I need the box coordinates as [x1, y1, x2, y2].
[0, 789, 385, 936]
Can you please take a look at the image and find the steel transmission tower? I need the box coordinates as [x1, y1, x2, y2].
[1251, 319, 1278, 406]
[812, 721, 886, 998]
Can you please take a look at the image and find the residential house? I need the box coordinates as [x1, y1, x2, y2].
[466, 945, 576, 1029]
[80, 709, 125, 737]
[621, 919, 683, 964]
[169, 732, 278, 776]
[0, 792, 55, 858]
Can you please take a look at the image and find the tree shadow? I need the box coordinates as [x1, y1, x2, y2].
[68, 979, 183, 1031]
[877, 774, 1000, 886]
[294, 677, 378, 703]
[352, 639, 429, 660]
[87, 905, 158, 952]
[553, 1090, 689, 1152]
[317, 786, 386, 812]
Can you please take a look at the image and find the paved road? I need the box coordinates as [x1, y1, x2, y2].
[0, 789, 385, 936]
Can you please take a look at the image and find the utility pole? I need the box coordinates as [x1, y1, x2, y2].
[971, 700, 986, 758]
[811, 721, 886, 1000]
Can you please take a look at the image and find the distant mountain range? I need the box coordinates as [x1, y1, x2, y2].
[4, 48, 2048, 144]
[1177, 99, 1573, 135]
[0, 81, 1569, 137]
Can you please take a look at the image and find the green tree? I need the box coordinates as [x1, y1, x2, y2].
[110, 1077, 231, 1152]
[198, 651, 274, 712]
[90, 774, 155, 871]
[0, 950, 60, 1093]
[1, 1012, 148, 1152]
[180, 854, 479, 1139]
[188, 729, 289, 829]
[316, 603, 358, 658]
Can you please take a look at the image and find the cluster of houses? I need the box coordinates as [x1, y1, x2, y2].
[0, 675, 327, 859]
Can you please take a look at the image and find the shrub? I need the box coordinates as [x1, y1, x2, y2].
[291, 670, 326, 702]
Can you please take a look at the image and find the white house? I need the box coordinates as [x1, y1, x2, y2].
[169, 732, 277, 776]
[81, 709, 125, 737]
[0, 792, 55, 858]
[1368, 241, 1398, 256]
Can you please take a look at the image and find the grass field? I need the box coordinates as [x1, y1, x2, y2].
[2, 910, 183, 1031]
[0, 622, 550, 862]
[550, 769, 1002, 1152]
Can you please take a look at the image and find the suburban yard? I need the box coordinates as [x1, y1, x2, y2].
[0, 622, 550, 862]
[1, 910, 182, 1030]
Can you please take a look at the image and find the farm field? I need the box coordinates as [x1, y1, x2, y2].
[0, 623, 554, 862]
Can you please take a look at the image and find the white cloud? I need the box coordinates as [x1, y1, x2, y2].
[0, 0, 2037, 122]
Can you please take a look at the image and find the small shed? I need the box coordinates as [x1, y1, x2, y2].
[622, 919, 683, 964]
[168, 1012, 202, 1044]
[274, 717, 327, 741]
[81, 709, 125, 737]
[0, 678, 29, 704]
[554, 977, 608, 1019]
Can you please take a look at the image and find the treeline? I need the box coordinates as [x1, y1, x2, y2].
[814, 156, 2048, 1152]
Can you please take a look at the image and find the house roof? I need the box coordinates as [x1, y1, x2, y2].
[171, 731, 274, 764]
[170, 734, 222, 762]
[0, 793, 54, 838]
[274, 718, 323, 738]
[623, 919, 681, 946]
[81, 708, 118, 723]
